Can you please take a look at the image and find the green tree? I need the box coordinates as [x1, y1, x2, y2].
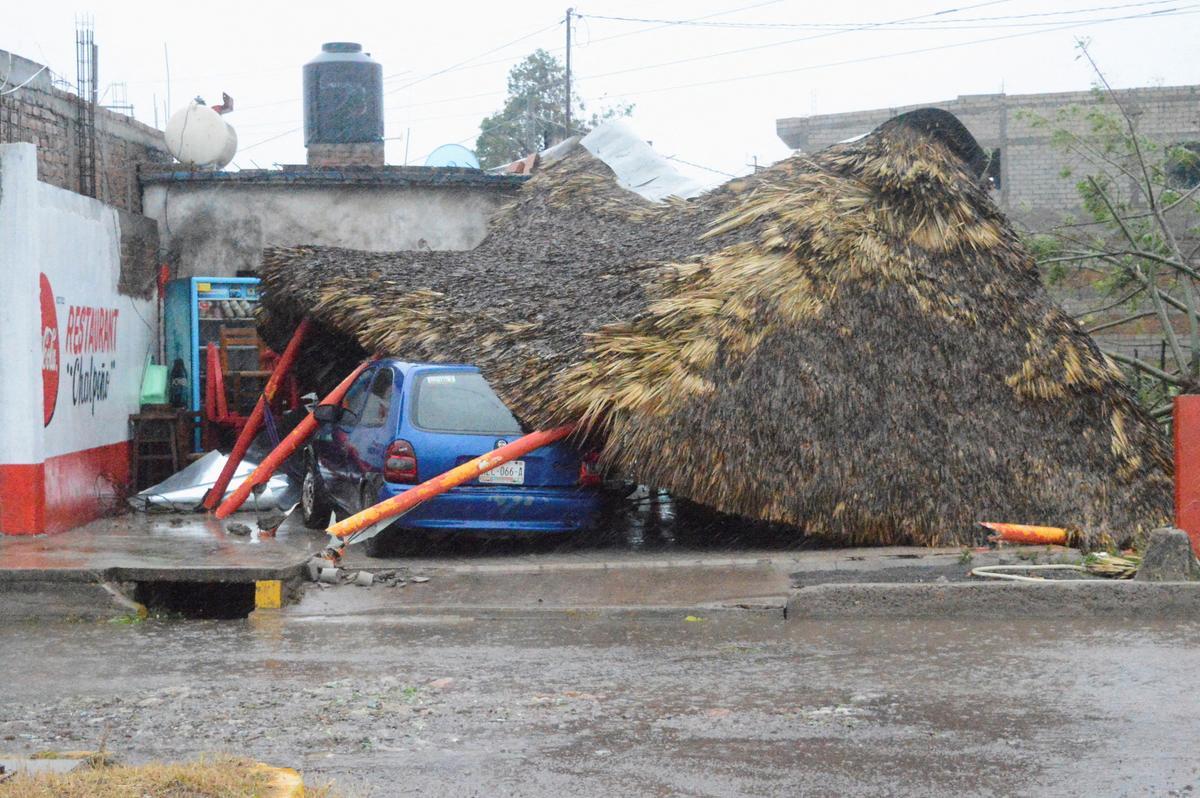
[1029, 41, 1200, 423]
[476, 49, 633, 169]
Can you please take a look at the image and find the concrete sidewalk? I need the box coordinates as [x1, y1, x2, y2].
[0, 512, 321, 582]
[0, 512, 322, 620]
[5, 512, 1199, 621]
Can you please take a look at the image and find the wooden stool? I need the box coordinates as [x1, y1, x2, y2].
[130, 407, 181, 491]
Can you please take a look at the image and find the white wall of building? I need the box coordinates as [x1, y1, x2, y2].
[0, 142, 158, 534]
[141, 180, 518, 278]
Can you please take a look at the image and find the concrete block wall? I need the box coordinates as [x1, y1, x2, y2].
[0, 49, 170, 213]
[777, 86, 1200, 361]
[776, 85, 1200, 230]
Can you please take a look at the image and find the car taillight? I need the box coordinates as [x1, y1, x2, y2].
[578, 450, 603, 488]
[384, 439, 418, 484]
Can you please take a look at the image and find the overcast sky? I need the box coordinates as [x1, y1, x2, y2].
[4, 0, 1198, 184]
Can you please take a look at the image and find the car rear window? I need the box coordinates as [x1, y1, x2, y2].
[413, 371, 523, 434]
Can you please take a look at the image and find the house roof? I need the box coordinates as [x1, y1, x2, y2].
[140, 165, 527, 190]
[257, 109, 1172, 548]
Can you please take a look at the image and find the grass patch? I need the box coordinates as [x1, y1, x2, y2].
[0, 754, 333, 797]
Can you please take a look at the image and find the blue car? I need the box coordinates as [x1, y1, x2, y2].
[300, 359, 606, 553]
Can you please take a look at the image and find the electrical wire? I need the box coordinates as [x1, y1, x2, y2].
[580, 0, 1176, 82]
[383, 21, 562, 98]
[580, 7, 1199, 99]
[664, 154, 738, 178]
[239, 125, 301, 153]
[578, 0, 786, 45]
[577, 0, 1180, 30]
[351, 0, 789, 97]
[0, 63, 48, 96]
[970, 564, 1091, 581]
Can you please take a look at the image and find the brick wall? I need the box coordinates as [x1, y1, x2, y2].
[0, 49, 170, 213]
[776, 85, 1200, 230]
[777, 87, 1200, 363]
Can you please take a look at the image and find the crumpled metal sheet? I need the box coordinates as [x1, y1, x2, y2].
[128, 450, 292, 512]
[580, 121, 706, 202]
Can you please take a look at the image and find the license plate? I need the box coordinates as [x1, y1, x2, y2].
[479, 460, 525, 485]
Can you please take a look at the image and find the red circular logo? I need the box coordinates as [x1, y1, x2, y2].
[39, 273, 59, 427]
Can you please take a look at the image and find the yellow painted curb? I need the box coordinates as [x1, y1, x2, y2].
[254, 763, 305, 796]
[255, 580, 283, 609]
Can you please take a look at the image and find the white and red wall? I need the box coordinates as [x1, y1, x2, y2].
[0, 143, 157, 535]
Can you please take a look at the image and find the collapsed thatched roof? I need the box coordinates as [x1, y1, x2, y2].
[259, 108, 1171, 547]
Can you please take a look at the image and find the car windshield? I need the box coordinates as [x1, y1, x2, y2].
[413, 371, 523, 434]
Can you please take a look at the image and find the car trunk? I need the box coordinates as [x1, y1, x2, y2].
[405, 369, 580, 488]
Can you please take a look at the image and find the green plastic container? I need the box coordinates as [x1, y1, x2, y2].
[140, 356, 168, 406]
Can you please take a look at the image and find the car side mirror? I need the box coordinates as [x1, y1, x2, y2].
[313, 403, 344, 424]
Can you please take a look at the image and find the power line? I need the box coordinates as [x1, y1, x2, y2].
[576, 0, 1180, 30]
[240, 126, 300, 153]
[664, 154, 737, 177]
[354, 0, 790, 95]
[237, 22, 557, 114]
[579, 0, 1019, 81]
[578, 0, 786, 45]
[581, 7, 1198, 99]
[384, 1, 1012, 133]
[383, 21, 562, 98]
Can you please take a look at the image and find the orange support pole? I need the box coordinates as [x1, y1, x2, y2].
[326, 424, 576, 542]
[1174, 395, 1200, 556]
[202, 318, 313, 511]
[979, 522, 1070, 546]
[215, 361, 370, 519]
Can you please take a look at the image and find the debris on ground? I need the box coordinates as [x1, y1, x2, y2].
[126, 450, 291, 512]
[1134, 527, 1200, 582]
[225, 522, 252, 537]
[259, 109, 1170, 548]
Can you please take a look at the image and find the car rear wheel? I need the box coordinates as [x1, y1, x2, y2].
[301, 458, 332, 529]
[356, 480, 394, 558]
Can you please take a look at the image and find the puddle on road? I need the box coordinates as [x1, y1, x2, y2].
[289, 614, 476, 626]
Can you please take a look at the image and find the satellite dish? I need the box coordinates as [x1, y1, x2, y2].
[424, 143, 480, 169]
[165, 102, 237, 168]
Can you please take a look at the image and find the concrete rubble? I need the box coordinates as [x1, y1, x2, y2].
[1135, 527, 1200, 582]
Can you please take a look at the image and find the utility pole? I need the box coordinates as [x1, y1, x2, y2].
[564, 7, 573, 138]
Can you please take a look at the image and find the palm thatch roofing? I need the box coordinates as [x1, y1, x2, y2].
[259, 108, 1171, 547]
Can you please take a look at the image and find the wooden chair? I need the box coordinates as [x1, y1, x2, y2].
[204, 342, 249, 449]
[218, 326, 271, 414]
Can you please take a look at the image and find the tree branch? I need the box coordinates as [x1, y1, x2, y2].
[1089, 177, 1189, 373]
[1071, 285, 1146, 318]
[1077, 39, 1200, 375]
[1105, 350, 1191, 388]
[1086, 310, 1158, 334]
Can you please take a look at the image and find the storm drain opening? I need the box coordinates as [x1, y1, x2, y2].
[134, 581, 256, 619]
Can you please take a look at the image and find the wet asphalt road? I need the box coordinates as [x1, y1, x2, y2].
[2, 609, 1199, 797]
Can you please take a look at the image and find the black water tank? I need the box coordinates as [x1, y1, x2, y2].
[303, 42, 384, 146]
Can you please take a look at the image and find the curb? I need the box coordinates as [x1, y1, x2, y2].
[0, 563, 308, 584]
[289, 603, 785, 621]
[786, 580, 1200, 619]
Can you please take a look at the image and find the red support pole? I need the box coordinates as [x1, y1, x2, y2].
[202, 318, 313, 511]
[1174, 395, 1200, 556]
[326, 424, 576, 542]
[215, 361, 370, 519]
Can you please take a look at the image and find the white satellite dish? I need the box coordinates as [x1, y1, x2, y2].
[165, 102, 237, 168]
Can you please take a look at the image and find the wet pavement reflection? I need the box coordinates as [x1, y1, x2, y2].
[1, 610, 1197, 796]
